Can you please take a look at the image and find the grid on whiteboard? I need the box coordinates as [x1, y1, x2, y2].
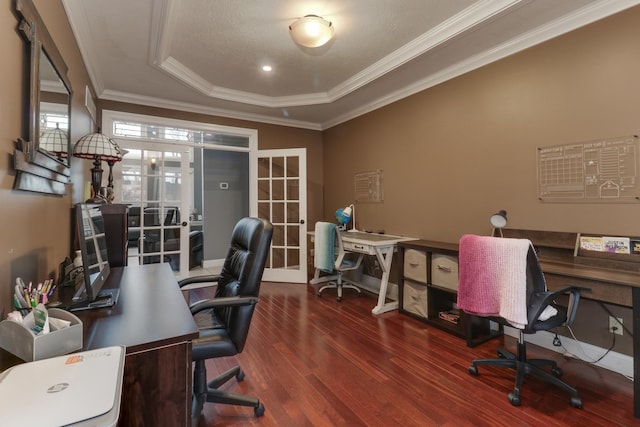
[537, 135, 639, 203]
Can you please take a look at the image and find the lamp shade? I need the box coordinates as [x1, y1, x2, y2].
[289, 15, 334, 48]
[72, 131, 122, 162]
[40, 123, 69, 158]
[335, 204, 357, 231]
[335, 206, 351, 225]
[73, 131, 123, 204]
[490, 210, 508, 228]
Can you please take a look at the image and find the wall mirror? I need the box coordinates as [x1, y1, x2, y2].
[13, 0, 73, 195]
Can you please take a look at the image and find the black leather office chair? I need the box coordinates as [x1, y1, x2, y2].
[178, 217, 273, 419]
[457, 234, 583, 408]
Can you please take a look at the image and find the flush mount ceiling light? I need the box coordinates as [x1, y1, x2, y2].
[289, 15, 334, 48]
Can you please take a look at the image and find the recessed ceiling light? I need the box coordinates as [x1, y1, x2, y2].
[262, 65, 272, 72]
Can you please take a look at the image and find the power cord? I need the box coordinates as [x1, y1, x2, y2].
[559, 324, 616, 364]
[598, 302, 633, 337]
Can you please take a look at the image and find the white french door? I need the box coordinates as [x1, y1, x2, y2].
[256, 149, 307, 283]
[112, 141, 191, 276]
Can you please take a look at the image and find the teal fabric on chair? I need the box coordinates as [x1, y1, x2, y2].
[313, 221, 363, 302]
[314, 222, 336, 272]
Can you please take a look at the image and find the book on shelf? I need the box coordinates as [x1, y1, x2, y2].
[438, 310, 460, 324]
[602, 236, 631, 254]
[631, 239, 640, 255]
[579, 236, 603, 251]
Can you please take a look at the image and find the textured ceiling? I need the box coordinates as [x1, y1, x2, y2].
[62, 0, 640, 130]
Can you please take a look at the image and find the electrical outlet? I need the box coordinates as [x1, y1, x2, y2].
[609, 316, 623, 336]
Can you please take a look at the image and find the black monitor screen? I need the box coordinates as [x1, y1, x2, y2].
[73, 203, 111, 307]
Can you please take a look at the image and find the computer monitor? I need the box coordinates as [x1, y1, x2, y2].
[70, 203, 119, 311]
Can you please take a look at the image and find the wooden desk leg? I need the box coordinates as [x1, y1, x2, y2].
[372, 246, 398, 315]
[633, 287, 640, 418]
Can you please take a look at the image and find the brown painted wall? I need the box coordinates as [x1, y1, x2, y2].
[322, 7, 640, 355]
[323, 8, 640, 239]
[0, 0, 93, 318]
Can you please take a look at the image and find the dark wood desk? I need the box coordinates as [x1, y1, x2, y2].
[1, 263, 199, 426]
[81, 263, 198, 426]
[502, 229, 640, 418]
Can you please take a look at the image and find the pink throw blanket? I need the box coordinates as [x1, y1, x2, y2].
[457, 234, 532, 329]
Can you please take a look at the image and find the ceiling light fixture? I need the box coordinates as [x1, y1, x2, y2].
[289, 15, 334, 48]
[262, 65, 272, 72]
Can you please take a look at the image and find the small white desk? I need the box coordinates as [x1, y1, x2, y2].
[311, 230, 417, 315]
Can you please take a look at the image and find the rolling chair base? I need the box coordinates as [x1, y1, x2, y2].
[468, 337, 582, 408]
[317, 280, 362, 302]
[192, 361, 265, 420]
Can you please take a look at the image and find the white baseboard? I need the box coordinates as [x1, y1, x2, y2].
[503, 326, 633, 378]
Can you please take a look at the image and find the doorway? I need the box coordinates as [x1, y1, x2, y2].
[113, 143, 191, 275]
[103, 110, 307, 281]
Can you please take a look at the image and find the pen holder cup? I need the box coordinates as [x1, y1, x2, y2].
[0, 308, 83, 361]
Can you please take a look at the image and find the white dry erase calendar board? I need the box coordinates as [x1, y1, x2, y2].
[537, 135, 640, 203]
[354, 170, 383, 203]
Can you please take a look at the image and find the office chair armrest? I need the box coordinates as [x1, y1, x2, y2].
[529, 286, 581, 325]
[178, 274, 221, 288]
[189, 296, 258, 315]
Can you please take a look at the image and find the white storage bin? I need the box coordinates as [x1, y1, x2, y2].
[402, 280, 428, 319]
[0, 308, 83, 361]
[403, 249, 427, 283]
[431, 254, 459, 291]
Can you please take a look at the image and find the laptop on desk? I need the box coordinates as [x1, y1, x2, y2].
[0, 346, 125, 427]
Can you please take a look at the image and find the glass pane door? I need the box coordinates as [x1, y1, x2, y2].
[113, 144, 191, 275]
[257, 149, 307, 283]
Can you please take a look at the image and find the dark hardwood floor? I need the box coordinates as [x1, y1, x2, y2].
[190, 282, 635, 427]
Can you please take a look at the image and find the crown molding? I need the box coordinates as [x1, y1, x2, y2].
[159, 57, 334, 108]
[100, 89, 323, 131]
[66, 0, 640, 131]
[327, 0, 521, 101]
[151, 0, 523, 108]
[62, 0, 104, 94]
[321, 0, 640, 129]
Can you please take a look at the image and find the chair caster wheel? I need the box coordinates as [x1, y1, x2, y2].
[254, 403, 265, 417]
[508, 393, 521, 406]
[336, 297, 342, 302]
[236, 369, 245, 382]
[551, 367, 563, 377]
[316, 292, 321, 297]
[570, 396, 583, 409]
[468, 366, 478, 376]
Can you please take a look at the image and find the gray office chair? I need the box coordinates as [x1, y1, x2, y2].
[458, 234, 582, 408]
[178, 217, 273, 420]
[314, 221, 363, 301]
